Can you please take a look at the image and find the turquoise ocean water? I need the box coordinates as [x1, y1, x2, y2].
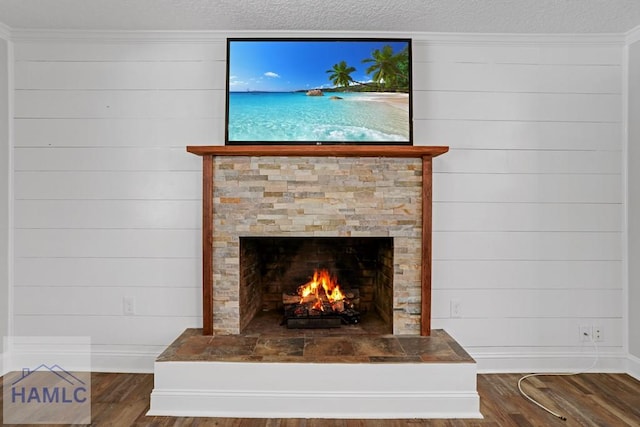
[227, 92, 409, 142]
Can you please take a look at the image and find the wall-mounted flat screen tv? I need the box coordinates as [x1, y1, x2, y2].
[225, 38, 413, 145]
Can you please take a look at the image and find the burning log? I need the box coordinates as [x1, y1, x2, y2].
[282, 305, 362, 328]
[283, 292, 305, 305]
[281, 269, 361, 328]
[282, 289, 359, 307]
[332, 300, 344, 312]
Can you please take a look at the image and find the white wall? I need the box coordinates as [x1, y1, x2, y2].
[0, 33, 10, 357]
[628, 40, 640, 360]
[420, 39, 624, 370]
[9, 33, 625, 372]
[11, 37, 214, 371]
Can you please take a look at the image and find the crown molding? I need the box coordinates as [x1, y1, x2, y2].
[7, 28, 626, 46]
[413, 32, 624, 46]
[626, 24, 640, 45]
[0, 23, 11, 40]
[9, 29, 416, 43]
[10, 29, 225, 43]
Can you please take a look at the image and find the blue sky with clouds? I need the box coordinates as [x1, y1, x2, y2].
[227, 39, 409, 92]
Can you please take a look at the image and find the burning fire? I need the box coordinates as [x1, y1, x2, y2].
[297, 269, 345, 311]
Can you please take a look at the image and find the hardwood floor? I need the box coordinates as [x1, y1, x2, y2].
[1, 372, 639, 426]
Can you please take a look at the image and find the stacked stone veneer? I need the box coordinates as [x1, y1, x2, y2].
[212, 155, 423, 335]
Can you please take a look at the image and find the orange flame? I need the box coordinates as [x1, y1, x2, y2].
[297, 269, 345, 310]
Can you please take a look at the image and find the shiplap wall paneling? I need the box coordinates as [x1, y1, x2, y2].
[418, 120, 621, 151]
[11, 37, 625, 370]
[14, 118, 218, 147]
[14, 257, 200, 287]
[413, 42, 622, 152]
[15, 171, 201, 200]
[433, 260, 622, 290]
[413, 41, 623, 361]
[12, 40, 226, 357]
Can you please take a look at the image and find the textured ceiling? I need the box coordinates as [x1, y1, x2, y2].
[0, 0, 639, 34]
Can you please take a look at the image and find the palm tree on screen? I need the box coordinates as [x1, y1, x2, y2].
[362, 45, 408, 91]
[326, 61, 356, 89]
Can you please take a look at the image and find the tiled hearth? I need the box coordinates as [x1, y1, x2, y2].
[157, 325, 475, 364]
[149, 324, 481, 419]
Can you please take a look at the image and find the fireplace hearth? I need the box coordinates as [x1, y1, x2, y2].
[148, 145, 482, 420]
[149, 327, 482, 419]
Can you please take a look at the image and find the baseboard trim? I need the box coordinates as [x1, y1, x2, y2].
[627, 354, 640, 380]
[91, 348, 160, 373]
[0, 350, 9, 376]
[473, 350, 629, 374]
[68, 348, 640, 379]
[0, 346, 157, 375]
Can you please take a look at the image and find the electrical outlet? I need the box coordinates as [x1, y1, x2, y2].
[123, 296, 136, 315]
[450, 299, 462, 318]
[579, 325, 592, 342]
[593, 325, 603, 342]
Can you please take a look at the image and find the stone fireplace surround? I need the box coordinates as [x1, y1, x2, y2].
[187, 145, 449, 336]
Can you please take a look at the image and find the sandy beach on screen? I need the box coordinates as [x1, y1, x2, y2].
[350, 92, 410, 111]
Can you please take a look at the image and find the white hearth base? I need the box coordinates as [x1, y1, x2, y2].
[148, 360, 482, 419]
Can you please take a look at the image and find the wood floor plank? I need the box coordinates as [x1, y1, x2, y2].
[1, 372, 639, 426]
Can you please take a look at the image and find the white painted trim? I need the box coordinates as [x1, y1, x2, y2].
[149, 390, 482, 419]
[7, 28, 625, 46]
[626, 24, 640, 45]
[628, 354, 640, 380]
[9, 346, 638, 379]
[149, 360, 481, 419]
[91, 348, 158, 373]
[622, 40, 630, 359]
[6, 38, 13, 342]
[0, 23, 10, 41]
[0, 34, 10, 375]
[4, 344, 157, 373]
[49, 350, 636, 376]
[412, 33, 624, 47]
[0, 349, 9, 376]
[473, 351, 629, 374]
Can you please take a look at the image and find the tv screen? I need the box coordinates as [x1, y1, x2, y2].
[225, 38, 413, 145]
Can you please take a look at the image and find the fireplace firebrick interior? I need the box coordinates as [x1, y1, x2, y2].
[239, 236, 394, 332]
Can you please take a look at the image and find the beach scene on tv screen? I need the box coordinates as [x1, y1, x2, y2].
[227, 39, 411, 143]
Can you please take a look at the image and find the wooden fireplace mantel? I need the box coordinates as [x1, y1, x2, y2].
[188, 145, 449, 336]
[187, 145, 449, 158]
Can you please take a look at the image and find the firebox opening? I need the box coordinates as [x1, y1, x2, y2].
[239, 237, 393, 333]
